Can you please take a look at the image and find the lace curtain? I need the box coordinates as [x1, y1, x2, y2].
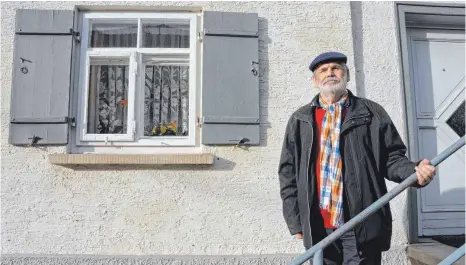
[144, 65, 189, 136]
[87, 23, 189, 136]
[87, 65, 129, 134]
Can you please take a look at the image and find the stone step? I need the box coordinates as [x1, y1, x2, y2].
[408, 239, 465, 265]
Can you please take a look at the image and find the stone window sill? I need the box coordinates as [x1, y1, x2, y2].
[49, 153, 214, 165]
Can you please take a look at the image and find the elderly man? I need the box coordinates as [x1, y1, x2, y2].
[278, 52, 436, 265]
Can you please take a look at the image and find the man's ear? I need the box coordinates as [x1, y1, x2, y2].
[346, 68, 351, 82]
[312, 75, 318, 88]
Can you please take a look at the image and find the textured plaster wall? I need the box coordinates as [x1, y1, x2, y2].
[1, 0, 408, 259]
[351, 1, 411, 246]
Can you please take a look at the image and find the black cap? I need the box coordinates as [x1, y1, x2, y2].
[309, 51, 347, 72]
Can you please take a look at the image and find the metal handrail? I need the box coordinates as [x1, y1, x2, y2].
[439, 244, 465, 265]
[290, 136, 465, 265]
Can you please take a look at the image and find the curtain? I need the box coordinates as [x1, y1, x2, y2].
[87, 22, 190, 136]
[87, 65, 129, 134]
[144, 65, 189, 136]
[87, 24, 134, 134]
[90, 23, 138, 48]
[142, 23, 190, 48]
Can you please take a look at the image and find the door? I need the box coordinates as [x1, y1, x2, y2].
[408, 28, 465, 236]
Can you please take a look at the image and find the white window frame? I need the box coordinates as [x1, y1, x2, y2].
[79, 51, 137, 142]
[76, 12, 198, 148]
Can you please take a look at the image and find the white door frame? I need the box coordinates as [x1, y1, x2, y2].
[396, 2, 465, 243]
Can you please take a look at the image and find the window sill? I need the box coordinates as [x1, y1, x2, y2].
[49, 153, 214, 165]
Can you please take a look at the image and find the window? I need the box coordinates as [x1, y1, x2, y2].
[76, 12, 198, 147]
[9, 9, 260, 150]
[446, 101, 465, 137]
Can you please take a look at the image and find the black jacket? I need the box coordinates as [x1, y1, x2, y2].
[278, 91, 418, 252]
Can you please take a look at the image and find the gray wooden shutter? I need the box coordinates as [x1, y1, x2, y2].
[9, 10, 75, 145]
[201, 11, 260, 145]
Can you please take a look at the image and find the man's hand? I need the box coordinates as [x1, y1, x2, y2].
[296, 232, 303, 239]
[415, 159, 436, 186]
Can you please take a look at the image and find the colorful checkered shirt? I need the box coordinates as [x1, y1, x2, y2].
[318, 93, 348, 227]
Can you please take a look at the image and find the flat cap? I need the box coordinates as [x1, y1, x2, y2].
[309, 51, 347, 72]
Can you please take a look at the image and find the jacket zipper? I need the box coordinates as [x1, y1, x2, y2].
[306, 121, 313, 247]
[296, 117, 314, 247]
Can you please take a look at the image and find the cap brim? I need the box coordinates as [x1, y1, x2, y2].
[310, 58, 347, 72]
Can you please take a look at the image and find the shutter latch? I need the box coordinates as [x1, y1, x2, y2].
[28, 135, 43, 146]
[232, 137, 250, 151]
[70, 29, 81, 43]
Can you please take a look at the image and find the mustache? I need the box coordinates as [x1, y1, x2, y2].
[323, 76, 340, 84]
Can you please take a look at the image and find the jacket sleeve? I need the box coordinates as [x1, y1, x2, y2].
[278, 116, 302, 235]
[379, 109, 419, 186]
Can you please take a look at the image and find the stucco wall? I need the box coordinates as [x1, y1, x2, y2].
[352, 1, 410, 247]
[1, 0, 409, 260]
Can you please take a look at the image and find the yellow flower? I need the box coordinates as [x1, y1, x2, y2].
[160, 125, 167, 135]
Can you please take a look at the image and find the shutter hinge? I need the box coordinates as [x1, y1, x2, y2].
[198, 31, 203, 43]
[70, 29, 81, 43]
[69, 117, 76, 128]
[11, 116, 75, 125]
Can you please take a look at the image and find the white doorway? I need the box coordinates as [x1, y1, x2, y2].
[407, 27, 465, 236]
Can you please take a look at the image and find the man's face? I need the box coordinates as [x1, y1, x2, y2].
[312, 62, 348, 96]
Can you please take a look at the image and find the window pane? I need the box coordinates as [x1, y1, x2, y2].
[90, 23, 137, 47]
[87, 62, 129, 134]
[446, 101, 465, 137]
[143, 64, 189, 136]
[142, 22, 190, 48]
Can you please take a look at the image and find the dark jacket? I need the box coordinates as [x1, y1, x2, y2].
[278, 90, 418, 252]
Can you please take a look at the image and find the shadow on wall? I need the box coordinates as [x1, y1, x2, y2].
[258, 17, 271, 147]
[350, 1, 366, 98]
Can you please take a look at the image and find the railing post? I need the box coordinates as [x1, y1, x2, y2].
[313, 250, 323, 265]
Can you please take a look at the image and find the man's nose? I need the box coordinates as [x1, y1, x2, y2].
[326, 71, 336, 78]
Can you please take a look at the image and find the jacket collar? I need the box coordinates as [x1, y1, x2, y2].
[294, 89, 370, 124]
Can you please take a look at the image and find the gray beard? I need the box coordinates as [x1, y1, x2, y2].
[318, 76, 348, 99]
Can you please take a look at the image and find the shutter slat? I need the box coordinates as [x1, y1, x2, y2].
[9, 9, 74, 145]
[201, 11, 260, 145]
